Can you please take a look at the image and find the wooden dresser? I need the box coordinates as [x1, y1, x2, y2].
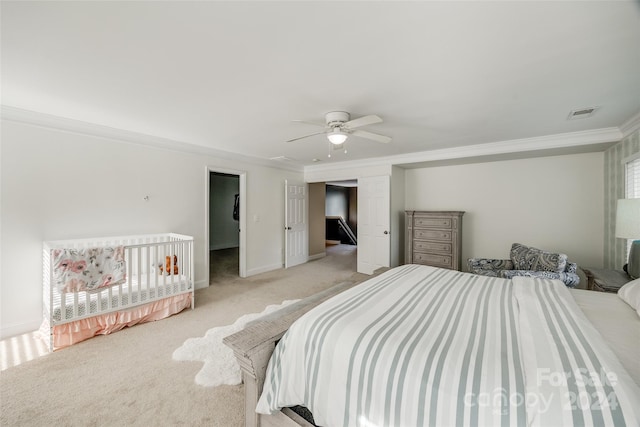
[405, 211, 464, 271]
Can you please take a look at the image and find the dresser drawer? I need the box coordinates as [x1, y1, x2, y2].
[414, 229, 452, 241]
[405, 211, 464, 271]
[413, 252, 452, 268]
[414, 217, 452, 229]
[413, 241, 452, 254]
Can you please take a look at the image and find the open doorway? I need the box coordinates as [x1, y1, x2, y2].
[325, 182, 358, 246]
[309, 173, 399, 275]
[207, 170, 246, 284]
[308, 180, 358, 270]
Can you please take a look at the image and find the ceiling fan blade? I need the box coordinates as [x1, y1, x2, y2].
[351, 130, 392, 144]
[292, 120, 327, 128]
[286, 131, 326, 143]
[343, 115, 382, 129]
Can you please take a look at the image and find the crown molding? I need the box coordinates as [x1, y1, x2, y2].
[620, 110, 640, 138]
[3, 105, 626, 175]
[0, 106, 304, 173]
[304, 127, 623, 174]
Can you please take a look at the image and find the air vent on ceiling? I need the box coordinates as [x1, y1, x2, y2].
[567, 106, 600, 120]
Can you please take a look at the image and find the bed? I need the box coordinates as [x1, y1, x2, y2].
[41, 233, 195, 351]
[224, 264, 640, 427]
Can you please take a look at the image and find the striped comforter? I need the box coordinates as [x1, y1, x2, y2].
[256, 265, 640, 427]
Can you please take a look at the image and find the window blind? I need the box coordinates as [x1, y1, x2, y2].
[626, 156, 640, 198]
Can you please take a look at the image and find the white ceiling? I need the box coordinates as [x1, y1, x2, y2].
[2, 1, 639, 168]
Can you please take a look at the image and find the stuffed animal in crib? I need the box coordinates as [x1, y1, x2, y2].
[158, 255, 179, 275]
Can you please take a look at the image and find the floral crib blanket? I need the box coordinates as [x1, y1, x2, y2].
[52, 246, 127, 293]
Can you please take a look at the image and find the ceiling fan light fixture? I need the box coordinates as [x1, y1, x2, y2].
[327, 129, 348, 145]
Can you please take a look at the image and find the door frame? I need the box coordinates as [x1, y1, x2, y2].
[205, 166, 247, 280]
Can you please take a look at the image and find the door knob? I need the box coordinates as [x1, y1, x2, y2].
[286, 227, 292, 230]
[383, 230, 389, 235]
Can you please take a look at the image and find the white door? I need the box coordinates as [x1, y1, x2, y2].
[357, 175, 391, 274]
[285, 180, 308, 268]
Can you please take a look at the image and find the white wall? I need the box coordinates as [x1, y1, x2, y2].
[0, 120, 302, 338]
[405, 152, 604, 270]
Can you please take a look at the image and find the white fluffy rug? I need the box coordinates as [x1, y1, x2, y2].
[172, 300, 299, 387]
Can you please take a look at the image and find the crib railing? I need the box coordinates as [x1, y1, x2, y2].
[43, 233, 195, 332]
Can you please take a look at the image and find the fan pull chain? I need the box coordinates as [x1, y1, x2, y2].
[327, 141, 331, 158]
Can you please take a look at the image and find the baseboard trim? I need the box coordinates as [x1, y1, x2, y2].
[1, 320, 42, 340]
[209, 244, 240, 251]
[246, 263, 283, 277]
[195, 279, 209, 289]
[308, 252, 326, 261]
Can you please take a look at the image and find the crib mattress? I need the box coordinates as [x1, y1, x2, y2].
[49, 274, 191, 323]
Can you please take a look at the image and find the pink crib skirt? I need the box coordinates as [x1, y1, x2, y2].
[51, 293, 192, 350]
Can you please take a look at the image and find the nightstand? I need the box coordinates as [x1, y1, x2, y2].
[583, 268, 633, 293]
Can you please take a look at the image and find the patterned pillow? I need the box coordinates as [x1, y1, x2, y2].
[510, 243, 568, 273]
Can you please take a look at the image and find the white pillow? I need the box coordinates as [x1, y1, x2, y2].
[618, 278, 640, 317]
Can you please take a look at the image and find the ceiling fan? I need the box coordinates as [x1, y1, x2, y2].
[286, 111, 392, 146]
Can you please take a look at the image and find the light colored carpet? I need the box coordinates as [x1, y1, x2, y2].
[172, 299, 299, 388]
[0, 245, 367, 426]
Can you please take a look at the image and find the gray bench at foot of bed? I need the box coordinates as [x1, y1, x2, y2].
[223, 281, 356, 427]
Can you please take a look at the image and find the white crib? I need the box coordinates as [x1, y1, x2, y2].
[41, 233, 195, 351]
